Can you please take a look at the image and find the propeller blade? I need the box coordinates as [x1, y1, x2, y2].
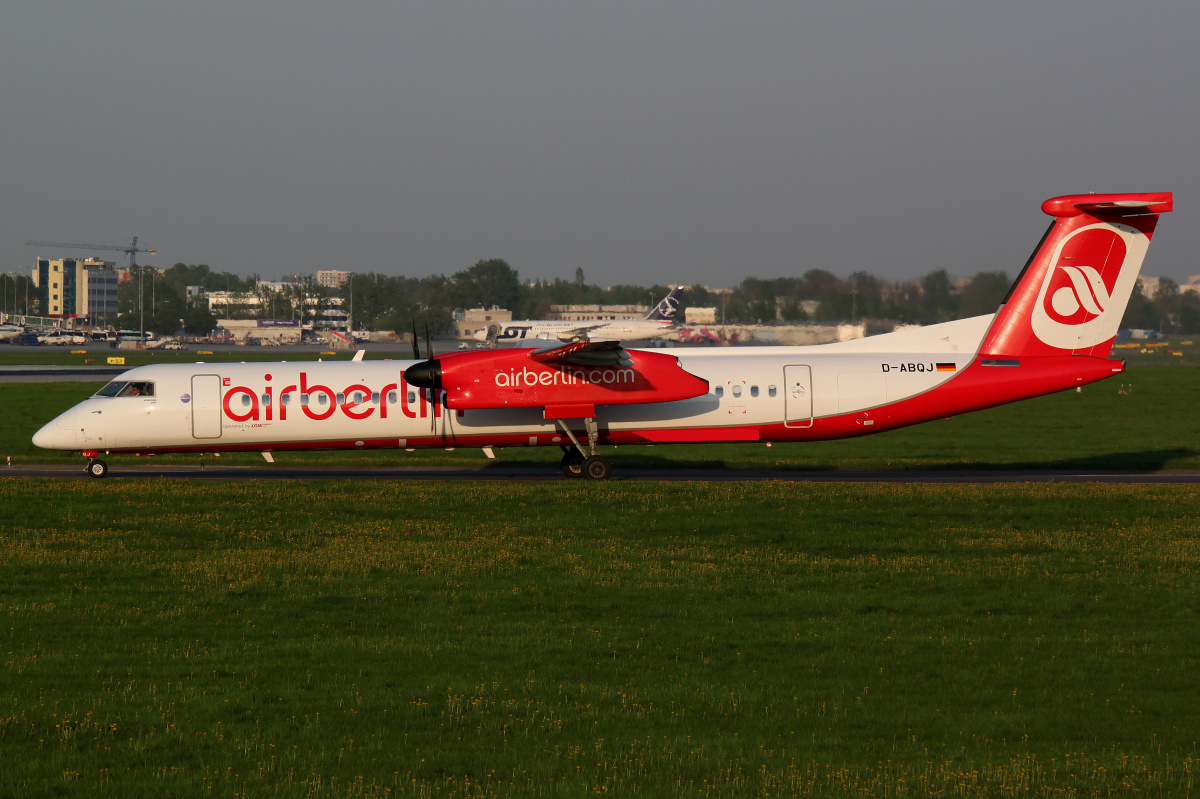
[423, 319, 435, 433]
[410, 320, 420, 360]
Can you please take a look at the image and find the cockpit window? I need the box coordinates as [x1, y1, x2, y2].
[118, 382, 154, 397]
[95, 381, 154, 397]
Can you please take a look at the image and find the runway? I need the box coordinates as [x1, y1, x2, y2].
[5, 462, 1200, 483]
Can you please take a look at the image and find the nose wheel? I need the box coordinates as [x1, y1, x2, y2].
[85, 458, 108, 479]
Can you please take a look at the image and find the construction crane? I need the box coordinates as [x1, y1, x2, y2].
[25, 237, 156, 269]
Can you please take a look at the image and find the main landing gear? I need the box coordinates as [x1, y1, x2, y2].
[555, 417, 612, 481]
[558, 450, 613, 480]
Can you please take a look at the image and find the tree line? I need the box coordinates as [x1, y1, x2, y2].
[4, 259, 1198, 335]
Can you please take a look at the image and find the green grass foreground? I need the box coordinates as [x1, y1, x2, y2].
[2, 480, 1200, 796]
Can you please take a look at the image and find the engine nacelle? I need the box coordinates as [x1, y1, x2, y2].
[405, 348, 709, 416]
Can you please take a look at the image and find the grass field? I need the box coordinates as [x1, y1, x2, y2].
[2, 480, 1200, 796]
[3, 361, 1197, 472]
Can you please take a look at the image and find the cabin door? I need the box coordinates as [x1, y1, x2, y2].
[783, 365, 813, 428]
[191, 374, 223, 439]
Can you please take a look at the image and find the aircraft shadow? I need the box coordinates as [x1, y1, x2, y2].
[589, 447, 1198, 474]
[926, 448, 1198, 472]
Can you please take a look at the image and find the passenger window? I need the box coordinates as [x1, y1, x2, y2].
[318, 394, 327, 405]
[336, 393, 345, 404]
[353, 392, 364, 404]
[750, 385, 759, 398]
[241, 394, 252, 407]
[715, 386, 724, 398]
[407, 392, 417, 403]
[388, 392, 398, 404]
[768, 385, 777, 398]
[261, 394, 271, 406]
[281, 394, 291, 406]
[301, 394, 309, 406]
[371, 392, 380, 404]
[732, 385, 742, 398]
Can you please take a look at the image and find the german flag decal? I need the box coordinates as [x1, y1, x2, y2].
[936, 363, 957, 372]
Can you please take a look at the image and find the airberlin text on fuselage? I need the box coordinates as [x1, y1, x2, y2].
[495, 366, 635, 388]
[221, 371, 442, 423]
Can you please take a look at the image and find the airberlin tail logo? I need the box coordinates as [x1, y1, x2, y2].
[1030, 223, 1146, 350]
[1047, 264, 1110, 320]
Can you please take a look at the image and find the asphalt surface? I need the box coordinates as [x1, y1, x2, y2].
[5, 462, 1200, 483]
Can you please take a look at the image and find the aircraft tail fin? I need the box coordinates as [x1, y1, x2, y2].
[484, 322, 501, 348]
[645, 288, 683, 321]
[979, 192, 1173, 359]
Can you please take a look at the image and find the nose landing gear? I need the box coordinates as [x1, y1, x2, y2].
[82, 451, 108, 479]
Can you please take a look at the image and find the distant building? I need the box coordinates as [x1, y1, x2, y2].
[1137, 276, 1163, 299]
[685, 307, 717, 324]
[204, 290, 263, 312]
[216, 319, 302, 344]
[548, 304, 647, 322]
[454, 308, 513, 338]
[317, 270, 351, 288]
[322, 297, 348, 330]
[32, 258, 119, 321]
[1181, 275, 1200, 297]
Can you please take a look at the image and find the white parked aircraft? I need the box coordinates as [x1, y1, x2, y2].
[0, 325, 25, 342]
[34, 192, 1172, 480]
[472, 288, 683, 343]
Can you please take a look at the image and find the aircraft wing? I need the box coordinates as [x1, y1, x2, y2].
[552, 323, 607, 341]
[528, 340, 633, 367]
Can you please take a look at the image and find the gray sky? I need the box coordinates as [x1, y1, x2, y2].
[3, 1, 1198, 289]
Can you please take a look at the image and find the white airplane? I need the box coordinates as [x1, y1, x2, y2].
[472, 288, 683, 343]
[34, 192, 1172, 480]
[0, 324, 24, 342]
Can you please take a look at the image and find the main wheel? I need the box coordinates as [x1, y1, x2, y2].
[86, 459, 108, 479]
[559, 451, 585, 478]
[583, 455, 612, 481]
